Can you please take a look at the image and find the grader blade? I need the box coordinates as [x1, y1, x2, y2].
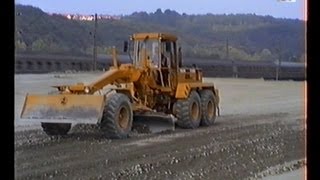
[133, 112, 177, 134]
[20, 94, 105, 124]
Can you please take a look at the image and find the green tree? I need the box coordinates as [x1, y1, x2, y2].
[31, 39, 46, 51]
[260, 48, 273, 61]
[15, 40, 27, 51]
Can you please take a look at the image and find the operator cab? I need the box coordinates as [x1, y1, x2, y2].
[125, 33, 178, 87]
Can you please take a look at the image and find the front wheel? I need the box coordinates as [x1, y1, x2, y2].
[100, 93, 133, 139]
[41, 123, 71, 136]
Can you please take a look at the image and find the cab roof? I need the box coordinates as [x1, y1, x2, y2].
[132, 32, 177, 41]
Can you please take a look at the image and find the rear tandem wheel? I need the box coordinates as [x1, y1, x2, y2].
[175, 91, 202, 129]
[199, 89, 217, 126]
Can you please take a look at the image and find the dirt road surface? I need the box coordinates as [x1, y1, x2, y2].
[14, 73, 306, 179]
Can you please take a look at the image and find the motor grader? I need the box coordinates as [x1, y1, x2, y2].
[20, 32, 220, 139]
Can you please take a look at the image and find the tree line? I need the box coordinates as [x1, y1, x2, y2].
[15, 5, 305, 62]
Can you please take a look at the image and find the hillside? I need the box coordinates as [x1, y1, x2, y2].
[15, 5, 305, 62]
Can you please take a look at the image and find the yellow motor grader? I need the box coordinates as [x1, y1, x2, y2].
[20, 32, 220, 138]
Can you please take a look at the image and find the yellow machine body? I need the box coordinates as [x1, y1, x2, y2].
[20, 32, 220, 135]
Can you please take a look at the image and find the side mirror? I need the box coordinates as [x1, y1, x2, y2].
[123, 41, 128, 52]
[165, 42, 171, 52]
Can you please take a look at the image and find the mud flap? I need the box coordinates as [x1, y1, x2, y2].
[133, 111, 177, 134]
[20, 94, 105, 124]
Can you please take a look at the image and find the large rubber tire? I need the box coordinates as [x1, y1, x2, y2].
[41, 123, 71, 136]
[199, 90, 217, 126]
[175, 91, 201, 129]
[100, 93, 133, 139]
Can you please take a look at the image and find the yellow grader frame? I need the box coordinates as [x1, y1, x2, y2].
[20, 32, 220, 138]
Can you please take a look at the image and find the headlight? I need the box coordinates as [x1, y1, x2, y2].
[84, 87, 90, 93]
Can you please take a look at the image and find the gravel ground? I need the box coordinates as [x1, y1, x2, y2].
[14, 73, 306, 179]
[261, 165, 306, 180]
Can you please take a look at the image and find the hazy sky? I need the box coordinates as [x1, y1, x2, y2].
[15, 0, 306, 20]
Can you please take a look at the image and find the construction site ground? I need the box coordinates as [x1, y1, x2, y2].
[14, 72, 306, 179]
